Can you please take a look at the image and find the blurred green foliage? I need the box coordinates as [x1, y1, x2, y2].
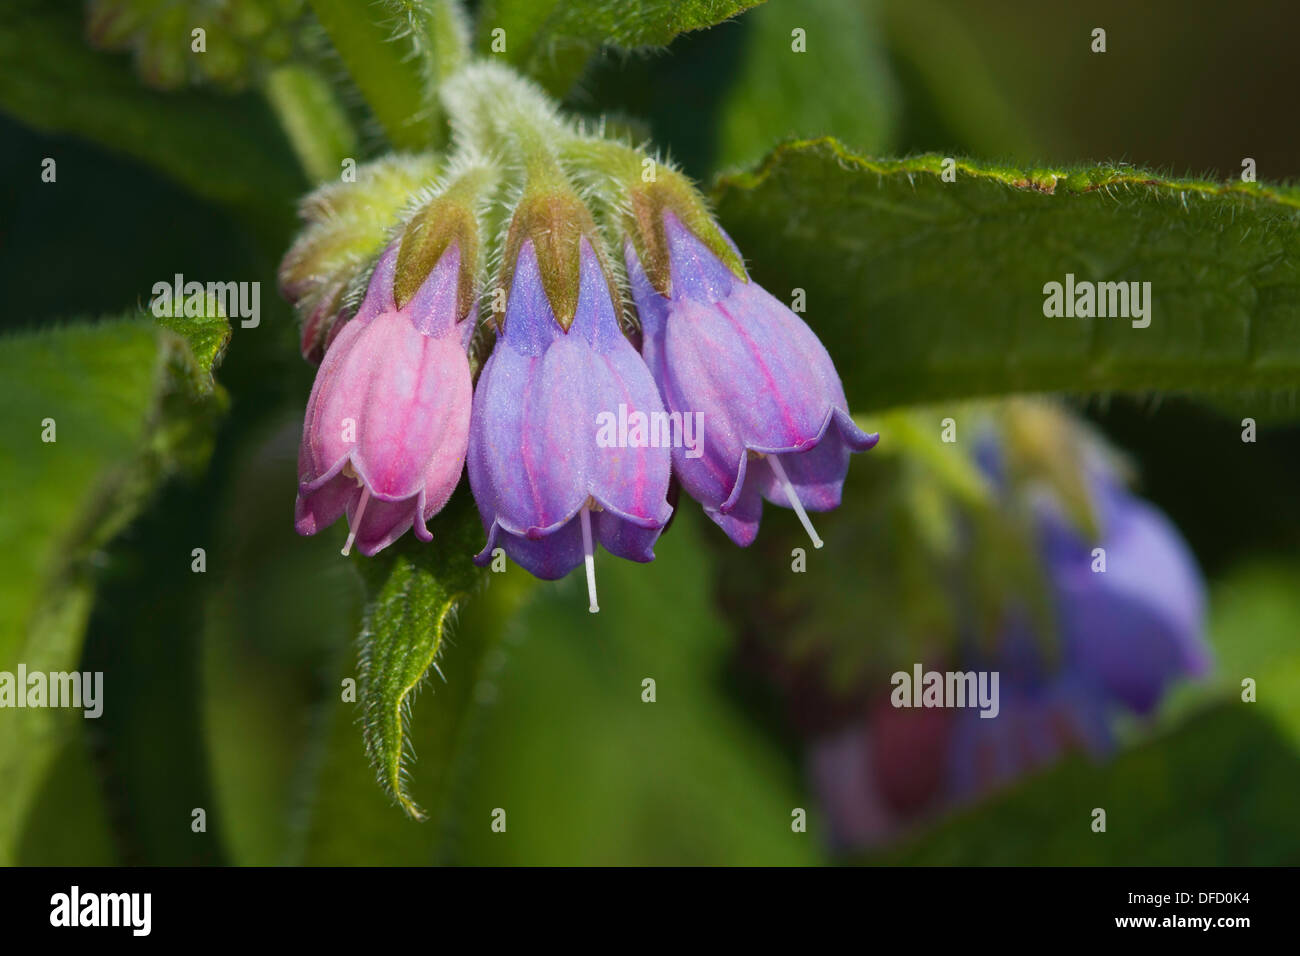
[710, 0, 899, 171]
[0, 0, 304, 233]
[446, 510, 819, 865]
[0, 312, 228, 864]
[873, 704, 1300, 865]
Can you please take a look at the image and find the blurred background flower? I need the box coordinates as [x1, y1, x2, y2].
[790, 403, 1213, 852]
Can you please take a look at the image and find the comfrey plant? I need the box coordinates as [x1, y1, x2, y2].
[4, 0, 1281, 860]
[281, 60, 876, 611]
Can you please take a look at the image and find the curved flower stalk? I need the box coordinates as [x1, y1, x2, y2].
[293, 165, 492, 555]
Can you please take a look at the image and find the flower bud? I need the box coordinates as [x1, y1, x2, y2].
[1038, 468, 1211, 716]
[294, 235, 474, 556]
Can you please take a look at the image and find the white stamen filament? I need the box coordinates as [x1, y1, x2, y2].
[767, 454, 823, 549]
[342, 485, 372, 556]
[580, 504, 599, 613]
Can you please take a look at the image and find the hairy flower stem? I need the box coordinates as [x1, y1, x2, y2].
[560, 135, 645, 191]
[425, 0, 471, 81]
[440, 63, 572, 187]
[392, 0, 473, 145]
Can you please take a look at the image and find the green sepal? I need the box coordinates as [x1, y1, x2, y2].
[625, 168, 747, 297]
[393, 167, 498, 320]
[499, 189, 619, 332]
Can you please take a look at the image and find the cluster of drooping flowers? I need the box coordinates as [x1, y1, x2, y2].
[281, 63, 876, 609]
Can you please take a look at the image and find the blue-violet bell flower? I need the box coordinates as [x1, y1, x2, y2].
[468, 237, 673, 609]
[944, 455, 1210, 800]
[626, 210, 878, 548]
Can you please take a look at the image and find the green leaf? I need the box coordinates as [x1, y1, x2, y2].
[351, 491, 489, 820]
[478, 0, 765, 96]
[0, 1, 303, 230]
[712, 0, 899, 171]
[297, 551, 533, 864]
[869, 704, 1300, 865]
[0, 310, 230, 863]
[15, 723, 117, 866]
[712, 139, 1300, 411]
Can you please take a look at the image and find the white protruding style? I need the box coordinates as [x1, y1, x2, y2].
[580, 504, 599, 613]
[342, 485, 372, 556]
[767, 454, 823, 549]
